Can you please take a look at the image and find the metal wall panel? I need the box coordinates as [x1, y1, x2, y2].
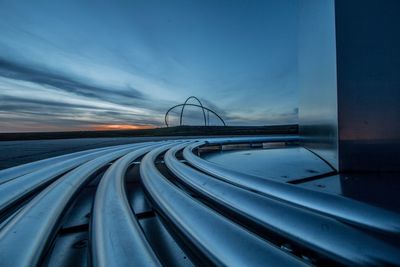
[298, 0, 338, 169]
[335, 0, 400, 171]
[299, 0, 400, 172]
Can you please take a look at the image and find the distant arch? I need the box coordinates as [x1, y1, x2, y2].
[164, 98, 226, 127]
[180, 96, 207, 126]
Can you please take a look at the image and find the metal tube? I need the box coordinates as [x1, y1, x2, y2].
[140, 143, 308, 267]
[91, 143, 163, 267]
[166, 143, 400, 266]
[183, 141, 400, 235]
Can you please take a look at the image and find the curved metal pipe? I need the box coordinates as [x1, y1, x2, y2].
[165, 103, 226, 127]
[139, 143, 308, 267]
[201, 135, 297, 145]
[182, 141, 400, 235]
[1, 135, 398, 266]
[0, 145, 124, 185]
[91, 144, 162, 267]
[0, 143, 149, 267]
[165, 142, 400, 266]
[0, 143, 139, 218]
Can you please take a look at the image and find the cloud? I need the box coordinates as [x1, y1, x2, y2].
[0, 93, 164, 132]
[0, 0, 300, 132]
[0, 57, 145, 106]
[0, 95, 95, 111]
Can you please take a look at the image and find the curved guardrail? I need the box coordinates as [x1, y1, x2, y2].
[140, 143, 307, 267]
[0, 144, 127, 185]
[0, 136, 399, 267]
[183, 141, 400, 235]
[0, 143, 147, 267]
[165, 142, 400, 266]
[91, 143, 162, 267]
[0, 143, 137, 220]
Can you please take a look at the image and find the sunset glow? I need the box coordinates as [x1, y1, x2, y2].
[93, 124, 156, 131]
[0, 0, 299, 132]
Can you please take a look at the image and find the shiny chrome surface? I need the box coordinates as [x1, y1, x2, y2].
[0, 145, 115, 185]
[91, 144, 161, 267]
[0, 143, 142, 219]
[166, 142, 400, 266]
[0, 143, 147, 267]
[299, 0, 400, 172]
[0, 136, 399, 267]
[299, 173, 400, 213]
[184, 141, 400, 234]
[298, 0, 338, 170]
[0, 144, 134, 218]
[203, 146, 334, 182]
[140, 143, 307, 267]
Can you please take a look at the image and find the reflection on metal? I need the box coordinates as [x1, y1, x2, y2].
[164, 96, 226, 127]
[91, 144, 162, 267]
[183, 140, 400, 235]
[140, 142, 307, 267]
[299, 0, 400, 172]
[202, 146, 335, 183]
[166, 143, 400, 266]
[298, 0, 338, 169]
[0, 143, 145, 267]
[0, 136, 399, 267]
[2, 2, 400, 265]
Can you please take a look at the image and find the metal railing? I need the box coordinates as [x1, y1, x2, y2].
[0, 136, 399, 267]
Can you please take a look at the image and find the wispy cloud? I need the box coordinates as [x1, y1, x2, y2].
[0, 0, 299, 132]
[0, 58, 145, 104]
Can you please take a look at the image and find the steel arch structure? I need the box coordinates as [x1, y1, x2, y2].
[180, 96, 207, 126]
[165, 96, 226, 127]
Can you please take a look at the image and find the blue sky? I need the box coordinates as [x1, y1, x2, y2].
[0, 0, 299, 132]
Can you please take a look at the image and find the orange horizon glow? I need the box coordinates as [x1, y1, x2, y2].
[93, 124, 157, 131]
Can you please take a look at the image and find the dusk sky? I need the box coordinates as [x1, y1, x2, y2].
[0, 0, 299, 132]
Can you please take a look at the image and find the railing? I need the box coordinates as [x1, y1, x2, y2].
[0, 136, 399, 267]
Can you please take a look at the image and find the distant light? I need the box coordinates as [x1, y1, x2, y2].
[94, 124, 156, 131]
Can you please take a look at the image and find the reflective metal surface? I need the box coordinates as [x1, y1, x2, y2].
[91, 144, 161, 267]
[0, 145, 114, 184]
[298, 0, 338, 169]
[202, 146, 334, 182]
[140, 143, 308, 267]
[299, 0, 400, 171]
[166, 143, 400, 266]
[0, 136, 399, 266]
[0, 144, 136, 219]
[335, 0, 400, 171]
[184, 141, 400, 234]
[0, 143, 146, 267]
[299, 173, 400, 214]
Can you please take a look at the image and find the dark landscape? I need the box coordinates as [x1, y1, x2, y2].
[0, 125, 298, 169]
[0, 125, 298, 141]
